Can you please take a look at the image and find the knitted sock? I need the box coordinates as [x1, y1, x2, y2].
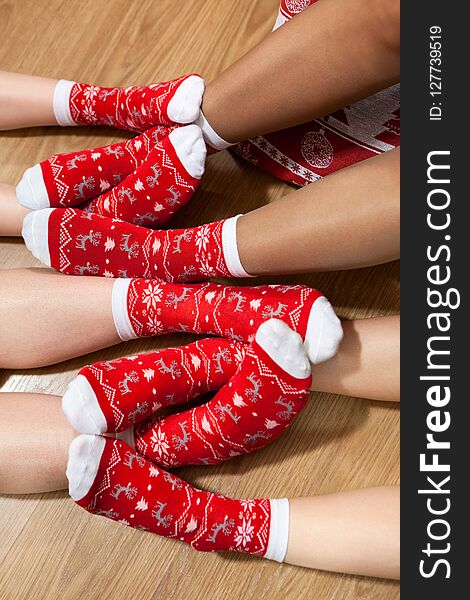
[134, 320, 311, 467]
[22, 208, 250, 281]
[195, 110, 233, 153]
[67, 435, 289, 560]
[53, 75, 205, 132]
[112, 278, 342, 364]
[16, 125, 205, 227]
[62, 337, 245, 434]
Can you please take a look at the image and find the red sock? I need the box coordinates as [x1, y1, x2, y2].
[54, 75, 205, 132]
[115, 278, 322, 344]
[62, 338, 245, 434]
[134, 321, 312, 467]
[24, 207, 246, 281]
[16, 125, 205, 227]
[68, 436, 282, 557]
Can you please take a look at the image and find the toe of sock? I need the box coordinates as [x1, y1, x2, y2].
[62, 374, 108, 434]
[167, 75, 205, 124]
[169, 124, 206, 179]
[255, 319, 311, 379]
[16, 164, 50, 210]
[305, 297, 343, 365]
[67, 434, 106, 501]
[21, 208, 53, 266]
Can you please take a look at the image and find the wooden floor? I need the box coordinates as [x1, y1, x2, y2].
[0, 1, 399, 599]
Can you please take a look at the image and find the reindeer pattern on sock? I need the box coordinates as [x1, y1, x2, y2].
[124, 278, 322, 346]
[145, 342, 311, 468]
[76, 438, 271, 555]
[75, 229, 102, 250]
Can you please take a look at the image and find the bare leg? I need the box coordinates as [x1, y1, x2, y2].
[1, 0, 399, 139]
[0, 269, 118, 368]
[0, 71, 58, 130]
[0, 401, 398, 580]
[4, 147, 399, 271]
[0, 392, 74, 493]
[0, 183, 28, 236]
[312, 315, 400, 402]
[203, 0, 400, 141]
[286, 486, 399, 579]
[0, 269, 399, 398]
[238, 148, 400, 273]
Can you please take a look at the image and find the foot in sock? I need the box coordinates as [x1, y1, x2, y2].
[112, 278, 342, 364]
[16, 125, 206, 227]
[134, 320, 312, 467]
[67, 435, 288, 560]
[62, 338, 246, 434]
[63, 321, 311, 468]
[53, 75, 205, 132]
[22, 207, 243, 281]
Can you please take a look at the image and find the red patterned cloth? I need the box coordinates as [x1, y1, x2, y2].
[232, 0, 400, 186]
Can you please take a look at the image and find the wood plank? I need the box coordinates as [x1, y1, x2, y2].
[0, 1, 399, 598]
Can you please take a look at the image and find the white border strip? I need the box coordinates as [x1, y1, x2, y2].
[112, 278, 137, 341]
[264, 498, 290, 562]
[195, 110, 232, 151]
[221, 215, 254, 278]
[53, 79, 77, 126]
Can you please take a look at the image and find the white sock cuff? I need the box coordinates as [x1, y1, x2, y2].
[221, 215, 254, 278]
[53, 79, 77, 126]
[265, 498, 290, 562]
[112, 279, 137, 341]
[195, 110, 233, 151]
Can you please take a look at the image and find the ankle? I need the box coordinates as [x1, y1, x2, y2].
[195, 110, 233, 151]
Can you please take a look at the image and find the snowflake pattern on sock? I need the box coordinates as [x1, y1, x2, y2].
[73, 437, 271, 555]
[134, 338, 312, 467]
[124, 279, 322, 342]
[69, 74, 203, 132]
[46, 208, 231, 281]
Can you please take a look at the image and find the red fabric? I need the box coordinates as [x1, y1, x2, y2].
[135, 338, 312, 467]
[40, 126, 200, 227]
[69, 74, 201, 132]
[126, 279, 322, 342]
[76, 437, 271, 556]
[278, 0, 316, 20]
[47, 208, 231, 281]
[79, 338, 245, 433]
[232, 0, 400, 186]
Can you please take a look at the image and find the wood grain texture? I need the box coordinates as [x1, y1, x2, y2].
[0, 1, 399, 598]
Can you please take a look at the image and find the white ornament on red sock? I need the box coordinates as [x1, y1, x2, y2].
[66, 434, 290, 561]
